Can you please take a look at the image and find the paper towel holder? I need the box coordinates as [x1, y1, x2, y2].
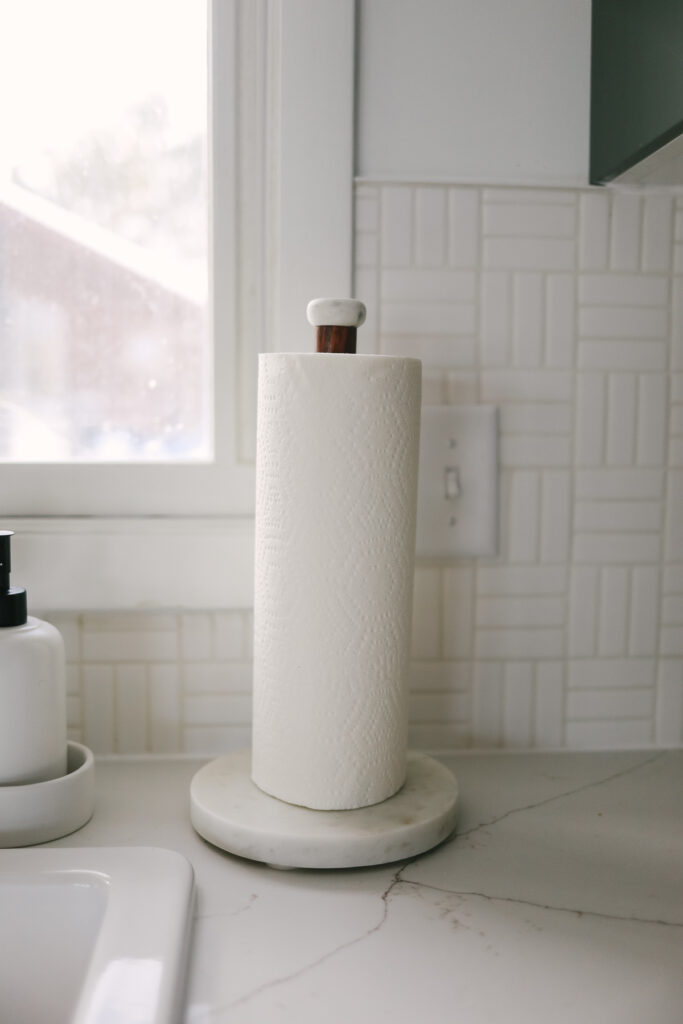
[307, 297, 366, 354]
[189, 297, 459, 869]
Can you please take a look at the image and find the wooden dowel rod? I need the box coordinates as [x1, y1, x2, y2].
[315, 325, 357, 354]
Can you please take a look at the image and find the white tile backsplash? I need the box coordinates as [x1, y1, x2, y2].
[533, 662, 565, 748]
[483, 201, 575, 238]
[357, 179, 681, 751]
[656, 660, 683, 744]
[483, 236, 576, 271]
[579, 192, 610, 269]
[609, 193, 642, 271]
[149, 665, 181, 754]
[39, 181, 683, 755]
[579, 340, 668, 371]
[641, 195, 673, 272]
[502, 661, 535, 747]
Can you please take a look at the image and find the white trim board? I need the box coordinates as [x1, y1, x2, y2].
[11, 517, 255, 611]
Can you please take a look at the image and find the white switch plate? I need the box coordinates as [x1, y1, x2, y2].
[416, 405, 499, 559]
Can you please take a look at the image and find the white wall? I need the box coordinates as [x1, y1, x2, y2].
[33, 2, 683, 755]
[356, 0, 591, 186]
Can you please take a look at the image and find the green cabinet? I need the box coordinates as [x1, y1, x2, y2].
[590, 0, 683, 184]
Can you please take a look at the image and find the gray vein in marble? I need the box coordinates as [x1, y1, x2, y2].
[198, 893, 258, 921]
[208, 752, 673, 1015]
[397, 879, 683, 929]
[453, 751, 666, 842]
[215, 867, 410, 1014]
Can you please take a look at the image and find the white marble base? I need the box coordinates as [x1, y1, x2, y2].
[190, 750, 458, 869]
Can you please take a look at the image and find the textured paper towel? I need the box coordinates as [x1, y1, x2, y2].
[251, 353, 422, 810]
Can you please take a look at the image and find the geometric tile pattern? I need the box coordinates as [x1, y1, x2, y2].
[355, 181, 682, 751]
[40, 183, 683, 754]
[44, 610, 253, 756]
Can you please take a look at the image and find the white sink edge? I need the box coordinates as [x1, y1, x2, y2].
[0, 846, 195, 1024]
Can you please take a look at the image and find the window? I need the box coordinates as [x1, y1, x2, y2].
[0, 0, 209, 464]
[3, 0, 355, 608]
[2, 0, 254, 517]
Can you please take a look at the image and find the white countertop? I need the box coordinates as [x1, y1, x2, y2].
[48, 750, 683, 1023]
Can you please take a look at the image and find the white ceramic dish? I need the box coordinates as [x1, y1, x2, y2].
[0, 846, 195, 1024]
[0, 740, 95, 847]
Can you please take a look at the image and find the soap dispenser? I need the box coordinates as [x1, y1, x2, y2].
[0, 531, 68, 785]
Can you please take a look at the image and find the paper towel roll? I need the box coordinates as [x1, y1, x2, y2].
[251, 353, 422, 810]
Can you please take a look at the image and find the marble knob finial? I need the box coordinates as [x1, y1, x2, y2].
[306, 298, 366, 328]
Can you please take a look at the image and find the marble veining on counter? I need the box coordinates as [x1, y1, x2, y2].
[48, 750, 683, 1023]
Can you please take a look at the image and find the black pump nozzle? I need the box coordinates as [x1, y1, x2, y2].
[0, 531, 28, 627]
[0, 530, 13, 591]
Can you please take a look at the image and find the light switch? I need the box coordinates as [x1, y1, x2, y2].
[444, 467, 461, 499]
[416, 405, 498, 559]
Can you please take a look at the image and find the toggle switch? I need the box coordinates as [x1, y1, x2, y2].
[416, 405, 498, 559]
[444, 467, 461, 500]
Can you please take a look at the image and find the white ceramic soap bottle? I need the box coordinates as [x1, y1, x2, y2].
[0, 530, 67, 785]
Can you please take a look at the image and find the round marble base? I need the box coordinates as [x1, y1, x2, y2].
[190, 750, 458, 869]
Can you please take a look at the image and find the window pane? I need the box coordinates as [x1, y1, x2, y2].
[0, 0, 209, 461]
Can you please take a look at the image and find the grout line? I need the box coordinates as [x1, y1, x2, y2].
[562, 190, 583, 743]
[653, 193, 678, 744]
[376, 185, 384, 354]
[112, 664, 119, 755]
[144, 664, 152, 755]
[471, 182, 485, 730]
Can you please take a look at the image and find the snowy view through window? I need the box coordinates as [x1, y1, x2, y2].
[0, 0, 209, 461]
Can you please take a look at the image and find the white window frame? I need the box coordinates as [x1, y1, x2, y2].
[5, 0, 355, 609]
